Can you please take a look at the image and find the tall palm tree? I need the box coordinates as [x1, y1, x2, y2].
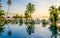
[26, 3, 35, 18]
[49, 6, 55, 24]
[7, 0, 12, 17]
[49, 5, 58, 27]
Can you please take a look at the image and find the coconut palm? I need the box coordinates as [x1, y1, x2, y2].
[49, 6, 55, 25]
[49, 6, 58, 27]
[26, 3, 35, 18]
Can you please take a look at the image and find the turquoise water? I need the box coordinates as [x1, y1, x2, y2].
[0, 21, 60, 38]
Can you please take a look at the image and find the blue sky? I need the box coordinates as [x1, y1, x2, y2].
[2, 0, 32, 13]
[1, 0, 60, 18]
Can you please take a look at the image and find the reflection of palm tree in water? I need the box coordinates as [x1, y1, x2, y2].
[0, 24, 5, 36]
[7, 24, 12, 36]
[19, 20, 23, 26]
[4, 19, 12, 36]
[49, 24, 60, 38]
[19, 15, 23, 26]
[49, 25, 57, 38]
[26, 22, 35, 35]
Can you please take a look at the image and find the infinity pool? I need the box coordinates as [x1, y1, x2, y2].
[0, 22, 60, 38]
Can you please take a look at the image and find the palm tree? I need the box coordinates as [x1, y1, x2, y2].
[49, 5, 58, 27]
[26, 3, 35, 18]
[49, 6, 55, 25]
[7, 0, 12, 17]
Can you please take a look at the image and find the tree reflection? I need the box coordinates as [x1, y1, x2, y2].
[26, 21, 35, 35]
[0, 24, 5, 36]
[49, 24, 60, 38]
[8, 30, 12, 36]
[11, 18, 18, 24]
[49, 24, 58, 38]
[41, 19, 49, 27]
[19, 20, 23, 26]
[25, 20, 30, 25]
[19, 15, 23, 26]
[7, 24, 12, 36]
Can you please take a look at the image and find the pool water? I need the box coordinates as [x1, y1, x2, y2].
[0, 22, 60, 38]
